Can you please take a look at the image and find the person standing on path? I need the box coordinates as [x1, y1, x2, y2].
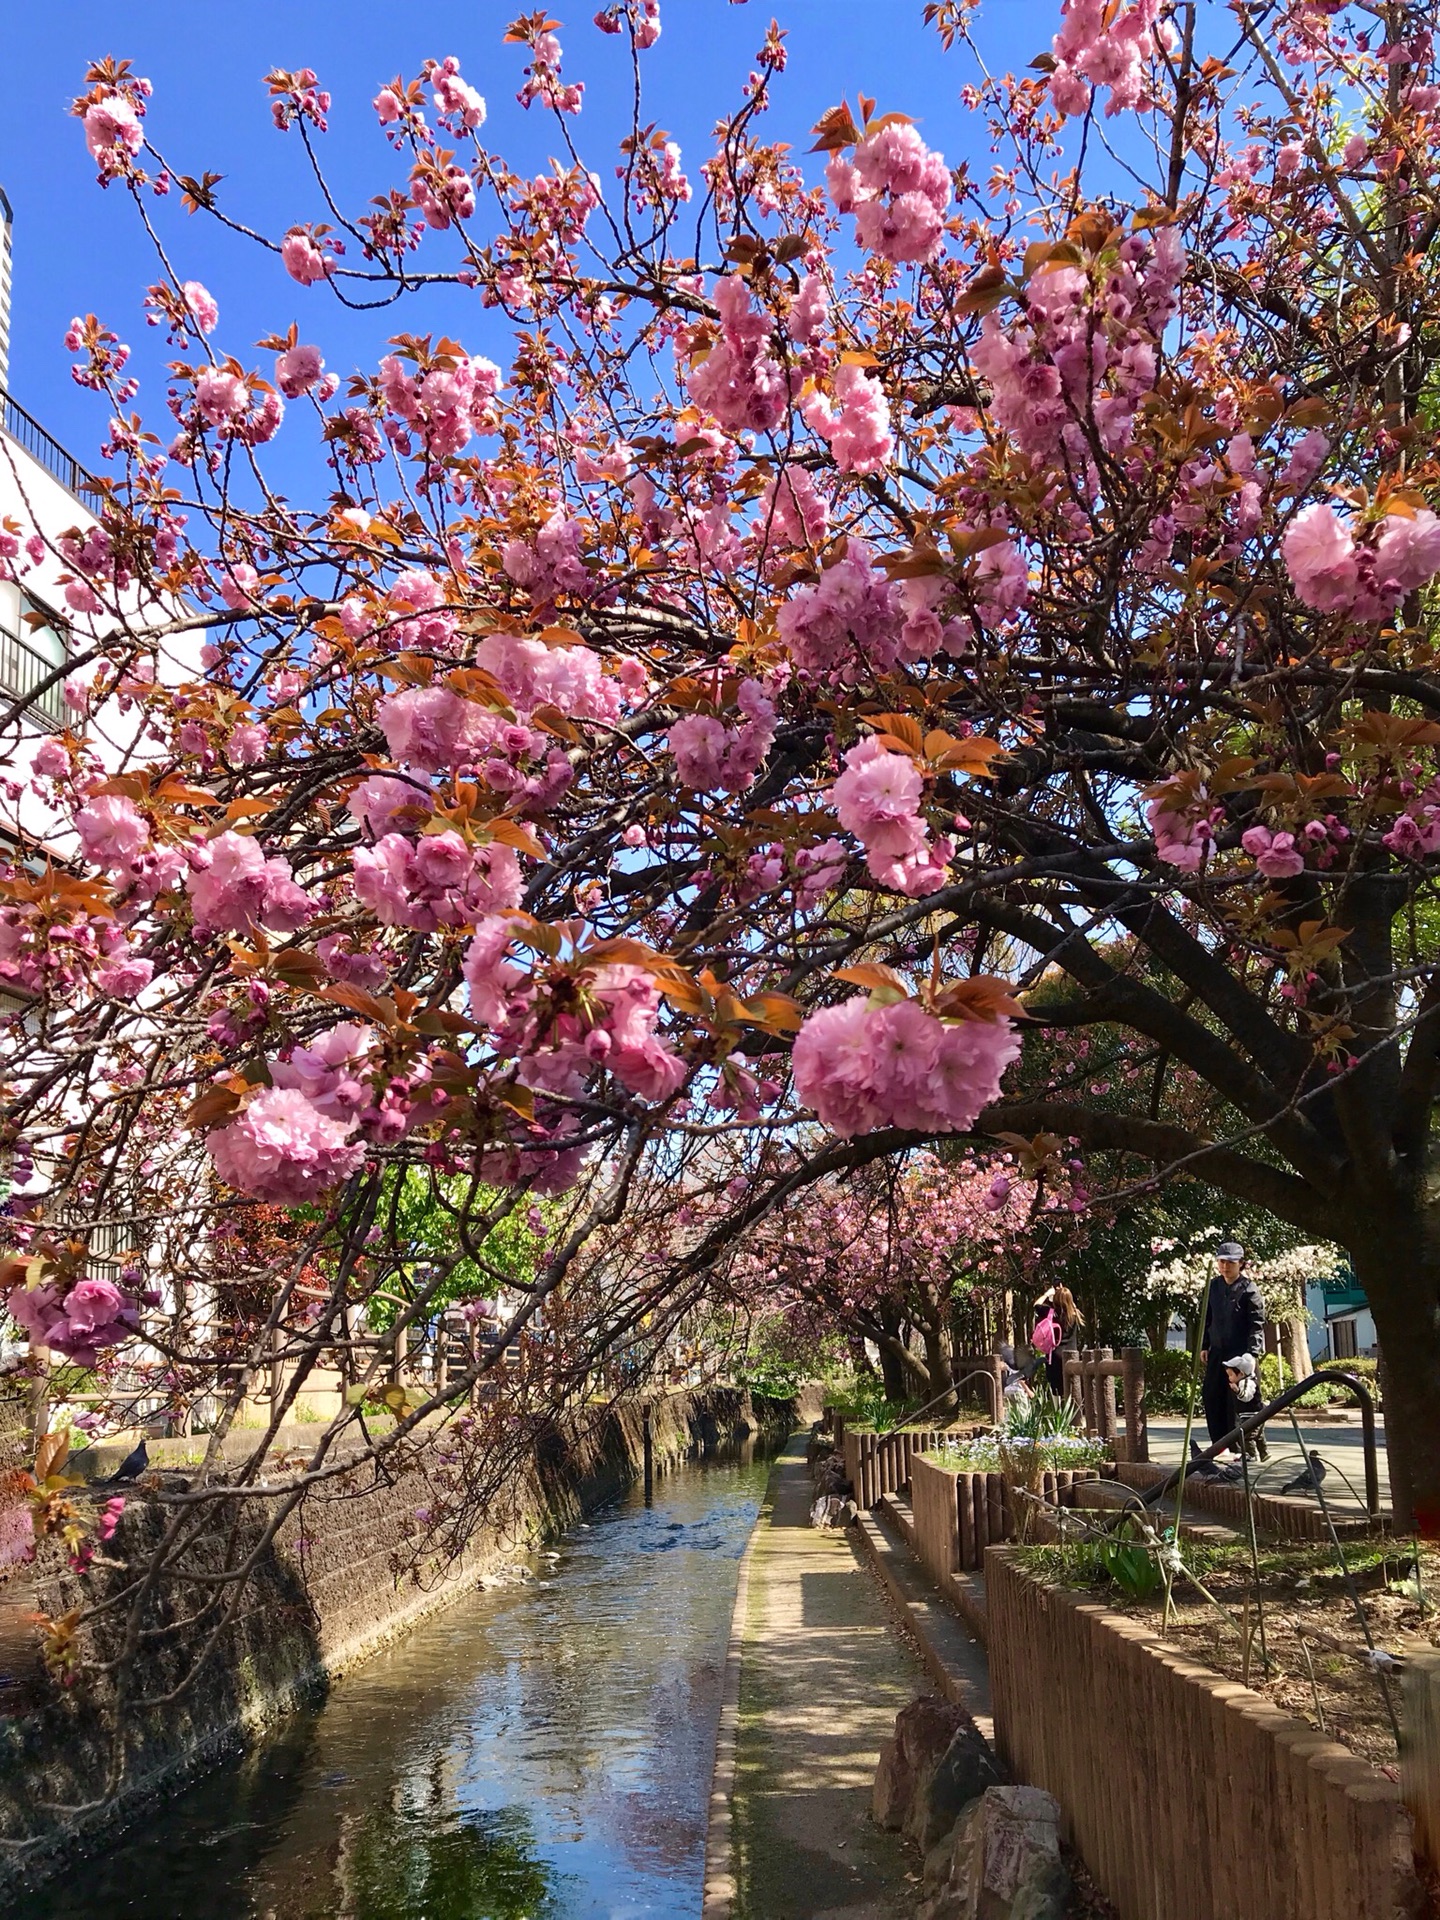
[1200, 1241, 1268, 1462]
[1033, 1285, 1084, 1399]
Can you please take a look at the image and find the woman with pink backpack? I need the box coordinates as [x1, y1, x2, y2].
[1032, 1285, 1085, 1397]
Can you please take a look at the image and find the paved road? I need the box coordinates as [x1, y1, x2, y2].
[1146, 1413, 1389, 1516]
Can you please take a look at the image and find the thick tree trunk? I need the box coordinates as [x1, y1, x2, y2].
[877, 1341, 909, 1404]
[1147, 1310, 1173, 1356]
[1348, 1218, 1440, 1535]
[918, 1313, 956, 1412]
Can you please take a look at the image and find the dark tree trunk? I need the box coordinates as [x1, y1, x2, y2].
[919, 1313, 955, 1412]
[878, 1340, 908, 1403]
[1347, 1213, 1440, 1535]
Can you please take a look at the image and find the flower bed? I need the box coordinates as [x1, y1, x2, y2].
[930, 1431, 1109, 1475]
[1014, 1535, 1437, 1771]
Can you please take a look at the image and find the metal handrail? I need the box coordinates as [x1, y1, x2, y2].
[1138, 1368, 1381, 1525]
[0, 389, 105, 511]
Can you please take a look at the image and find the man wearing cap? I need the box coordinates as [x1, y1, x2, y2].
[1199, 1242, 1268, 1466]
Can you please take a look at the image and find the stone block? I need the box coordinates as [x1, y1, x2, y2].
[906, 1717, 1004, 1852]
[871, 1692, 968, 1832]
[919, 1785, 1069, 1920]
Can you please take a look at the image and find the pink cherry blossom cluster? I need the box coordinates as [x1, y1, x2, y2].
[1281, 502, 1440, 620]
[501, 509, 596, 606]
[787, 273, 828, 346]
[6, 1276, 141, 1369]
[1383, 781, 1440, 861]
[282, 227, 337, 287]
[776, 538, 903, 684]
[710, 1060, 782, 1124]
[830, 736, 953, 896]
[208, 1086, 365, 1204]
[64, 312, 134, 397]
[968, 228, 1180, 470]
[1049, 0, 1169, 119]
[464, 934, 686, 1121]
[1241, 824, 1306, 878]
[71, 794, 186, 910]
[186, 830, 314, 935]
[410, 157, 478, 232]
[345, 570, 455, 652]
[686, 275, 792, 435]
[793, 836, 849, 906]
[377, 687, 506, 774]
[800, 362, 894, 474]
[82, 88, 147, 174]
[1145, 785, 1217, 872]
[758, 466, 830, 555]
[668, 679, 776, 794]
[791, 994, 1020, 1138]
[373, 692, 572, 811]
[515, 27, 584, 114]
[476, 627, 622, 723]
[183, 281, 219, 334]
[205, 1025, 453, 1202]
[426, 55, 486, 131]
[275, 342, 326, 398]
[828, 120, 951, 265]
[353, 832, 523, 931]
[268, 67, 331, 134]
[379, 352, 501, 459]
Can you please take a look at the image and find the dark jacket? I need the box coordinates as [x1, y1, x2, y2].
[1203, 1274, 1264, 1366]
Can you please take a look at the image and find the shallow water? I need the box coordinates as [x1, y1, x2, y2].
[19, 1447, 774, 1920]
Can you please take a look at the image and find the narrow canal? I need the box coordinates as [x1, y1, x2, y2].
[20, 1447, 773, 1920]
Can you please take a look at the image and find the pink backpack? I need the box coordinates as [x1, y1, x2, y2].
[1032, 1310, 1060, 1357]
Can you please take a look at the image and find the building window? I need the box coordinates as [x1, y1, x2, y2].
[0, 582, 68, 730]
[1332, 1316, 1359, 1360]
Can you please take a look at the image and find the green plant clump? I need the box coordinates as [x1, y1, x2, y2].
[823, 1377, 925, 1434]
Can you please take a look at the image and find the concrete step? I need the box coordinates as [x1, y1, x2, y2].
[878, 1489, 916, 1551]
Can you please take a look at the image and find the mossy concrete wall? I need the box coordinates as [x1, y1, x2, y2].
[0, 1385, 816, 1899]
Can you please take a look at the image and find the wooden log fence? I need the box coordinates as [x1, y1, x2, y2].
[842, 1426, 951, 1508]
[911, 1453, 1107, 1576]
[1063, 1346, 1149, 1462]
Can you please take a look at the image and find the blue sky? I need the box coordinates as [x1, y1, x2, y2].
[0, 2, 1050, 480]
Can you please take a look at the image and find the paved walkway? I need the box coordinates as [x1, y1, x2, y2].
[723, 1438, 929, 1920]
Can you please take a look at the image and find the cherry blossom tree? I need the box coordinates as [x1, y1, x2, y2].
[2, 0, 1440, 1636]
[717, 1148, 1082, 1408]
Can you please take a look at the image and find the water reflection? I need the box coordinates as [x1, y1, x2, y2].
[16, 1444, 772, 1919]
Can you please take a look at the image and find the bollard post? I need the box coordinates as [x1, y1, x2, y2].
[1097, 1346, 1118, 1444]
[1121, 1347, 1148, 1462]
[1404, 1650, 1440, 1881]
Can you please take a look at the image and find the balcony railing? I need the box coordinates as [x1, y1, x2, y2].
[0, 390, 105, 513]
[0, 620, 66, 729]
